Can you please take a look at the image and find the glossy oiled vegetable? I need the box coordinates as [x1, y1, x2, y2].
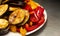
[27, 1, 39, 9]
[0, 0, 45, 36]
[10, 25, 16, 32]
[9, 7, 19, 11]
[20, 27, 27, 36]
[9, 9, 25, 24]
[30, 6, 44, 22]
[0, 19, 9, 35]
[0, 19, 9, 29]
[20, 10, 29, 25]
[25, 16, 44, 31]
[0, 4, 8, 16]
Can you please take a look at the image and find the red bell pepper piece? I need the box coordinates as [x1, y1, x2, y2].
[24, 4, 33, 12]
[30, 12, 39, 22]
[25, 16, 44, 32]
[30, 6, 44, 22]
[17, 28, 20, 32]
[34, 6, 44, 19]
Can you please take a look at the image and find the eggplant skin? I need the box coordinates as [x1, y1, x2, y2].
[0, 27, 9, 35]
[3, 0, 26, 8]
[0, 19, 9, 35]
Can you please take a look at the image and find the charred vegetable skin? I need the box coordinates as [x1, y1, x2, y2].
[0, 26, 9, 35]
[0, 19, 9, 35]
[2, 0, 26, 8]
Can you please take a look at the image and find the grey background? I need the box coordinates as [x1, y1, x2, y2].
[0, 0, 60, 36]
[28, 0, 60, 36]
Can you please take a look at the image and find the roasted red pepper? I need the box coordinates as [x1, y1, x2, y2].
[24, 2, 44, 32]
[25, 16, 44, 32]
[30, 6, 44, 22]
[17, 28, 20, 32]
[34, 6, 44, 19]
[30, 11, 39, 22]
[24, 4, 33, 12]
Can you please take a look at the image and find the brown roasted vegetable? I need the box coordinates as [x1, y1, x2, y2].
[9, 9, 25, 25]
[20, 10, 29, 25]
[0, 4, 8, 16]
[0, 19, 9, 35]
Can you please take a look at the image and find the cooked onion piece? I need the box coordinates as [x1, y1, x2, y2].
[0, 4, 8, 16]
[9, 9, 25, 24]
[0, 19, 9, 29]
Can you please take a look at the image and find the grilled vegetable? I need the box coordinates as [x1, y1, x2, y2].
[0, 19, 8, 29]
[20, 10, 29, 25]
[9, 9, 25, 25]
[30, 6, 44, 22]
[20, 27, 27, 36]
[24, 4, 32, 12]
[27, 1, 39, 9]
[0, 19, 9, 35]
[9, 7, 19, 11]
[25, 16, 44, 31]
[0, 4, 8, 16]
[10, 25, 17, 32]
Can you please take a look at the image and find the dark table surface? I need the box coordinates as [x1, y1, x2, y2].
[28, 0, 60, 36]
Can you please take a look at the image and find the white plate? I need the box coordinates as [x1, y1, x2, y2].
[4, 10, 47, 36]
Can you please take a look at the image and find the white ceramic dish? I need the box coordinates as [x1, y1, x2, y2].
[4, 10, 47, 36]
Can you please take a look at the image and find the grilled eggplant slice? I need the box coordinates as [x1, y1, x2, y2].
[21, 10, 29, 25]
[16, 10, 29, 26]
[0, 19, 9, 29]
[9, 9, 25, 25]
[0, 4, 8, 16]
[0, 19, 9, 35]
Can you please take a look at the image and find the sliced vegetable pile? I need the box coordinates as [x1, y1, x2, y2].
[0, 0, 44, 36]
